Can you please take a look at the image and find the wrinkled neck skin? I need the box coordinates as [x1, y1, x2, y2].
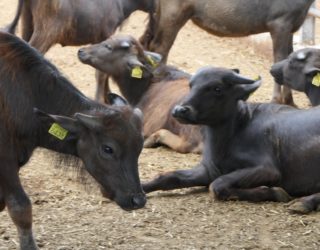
[112, 70, 153, 107]
[120, 0, 153, 17]
[201, 101, 251, 180]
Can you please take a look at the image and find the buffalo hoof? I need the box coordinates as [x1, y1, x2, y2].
[271, 187, 292, 202]
[143, 130, 165, 148]
[287, 200, 313, 214]
[208, 182, 237, 201]
[287, 198, 320, 214]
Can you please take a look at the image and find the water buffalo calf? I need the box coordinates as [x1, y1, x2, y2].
[143, 67, 320, 214]
[78, 35, 203, 153]
[0, 32, 145, 250]
[141, 0, 315, 106]
[271, 48, 320, 106]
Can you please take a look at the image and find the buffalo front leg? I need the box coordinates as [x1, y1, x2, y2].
[1, 168, 38, 250]
[95, 70, 110, 103]
[143, 129, 202, 153]
[287, 193, 320, 214]
[143, 165, 211, 193]
[270, 29, 294, 105]
[210, 166, 292, 202]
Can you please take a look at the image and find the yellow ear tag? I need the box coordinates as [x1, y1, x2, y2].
[146, 55, 158, 68]
[131, 66, 143, 79]
[48, 123, 68, 140]
[312, 73, 320, 87]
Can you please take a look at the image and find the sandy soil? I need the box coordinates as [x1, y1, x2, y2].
[0, 1, 319, 250]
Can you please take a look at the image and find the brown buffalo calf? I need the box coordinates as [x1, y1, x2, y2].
[78, 35, 203, 153]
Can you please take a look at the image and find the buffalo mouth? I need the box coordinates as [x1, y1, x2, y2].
[270, 63, 284, 85]
[114, 193, 147, 211]
[172, 105, 198, 125]
[100, 186, 146, 210]
[77, 49, 91, 64]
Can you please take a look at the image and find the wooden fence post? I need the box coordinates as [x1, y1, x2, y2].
[301, 1, 316, 45]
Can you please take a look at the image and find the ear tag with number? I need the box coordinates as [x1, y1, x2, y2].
[131, 66, 143, 79]
[48, 123, 68, 140]
[312, 73, 320, 87]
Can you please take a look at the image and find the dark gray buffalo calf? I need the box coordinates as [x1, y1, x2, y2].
[271, 48, 320, 106]
[141, 0, 315, 105]
[143, 67, 320, 214]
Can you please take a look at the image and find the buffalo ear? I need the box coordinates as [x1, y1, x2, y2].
[305, 67, 320, 76]
[144, 51, 162, 67]
[127, 55, 144, 69]
[34, 108, 80, 134]
[74, 113, 103, 130]
[107, 93, 128, 106]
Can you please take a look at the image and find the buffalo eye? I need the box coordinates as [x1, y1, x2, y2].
[102, 145, 114, 155]
[213, 86, 222, 95]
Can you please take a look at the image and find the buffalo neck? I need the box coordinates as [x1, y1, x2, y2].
[201, 101, 251, 172]
[34, 75, 103, 156]
[112, 71, 153, 107]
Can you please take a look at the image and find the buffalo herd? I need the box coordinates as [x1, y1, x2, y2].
[1, 0, 320, 249]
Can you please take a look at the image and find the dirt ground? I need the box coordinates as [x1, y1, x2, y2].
[0, 1, 320, 250]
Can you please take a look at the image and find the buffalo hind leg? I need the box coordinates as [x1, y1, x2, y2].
[143, 165, 211, 193]
[144, 129, 202, 153]
[209, 165, 291, 202]
[287, 193, 320, 214]
[1, 166, 38, 250]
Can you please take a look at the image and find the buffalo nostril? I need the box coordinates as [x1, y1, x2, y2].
[78, 49, 85, 57]
[132, 194, 146, 209]
[172, 105, 190, 117]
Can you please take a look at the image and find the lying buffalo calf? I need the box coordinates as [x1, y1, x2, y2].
[78, 35, 203, 153]
[271, 48, 320, 106]
[143, 67, 320, 214]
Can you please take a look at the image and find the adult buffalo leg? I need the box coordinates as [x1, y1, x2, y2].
[270, 28, 294, 105]
[143, 164, 211, 193]
[147, 2, 192, 62]
[95, 70, 110, 103]
[144, 129, 202, 153]
[1, 163, 38, 250]
[287, 193, 320, 214]
[209, 166, 292, 202]
[0, 186, 5, 212]
[21, 0, 34, 42]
